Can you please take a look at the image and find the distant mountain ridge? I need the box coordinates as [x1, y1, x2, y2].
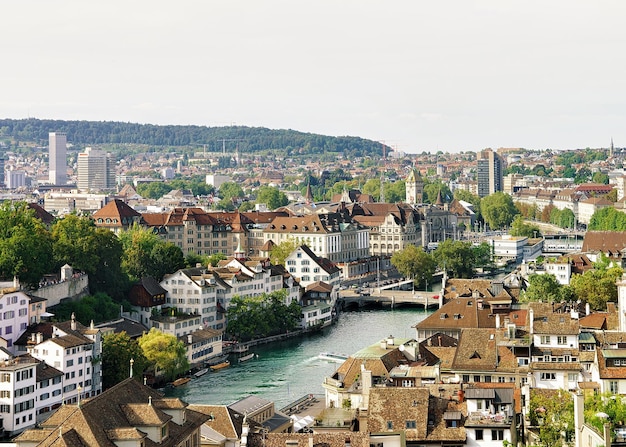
[0, 118, 386, 157]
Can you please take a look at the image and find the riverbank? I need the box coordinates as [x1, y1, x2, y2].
[164, 308, 431, 406]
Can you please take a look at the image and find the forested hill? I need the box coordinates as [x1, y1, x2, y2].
[0, 118, 386, 157]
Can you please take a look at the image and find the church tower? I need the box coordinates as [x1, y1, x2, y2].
[405, 167, 424, 205]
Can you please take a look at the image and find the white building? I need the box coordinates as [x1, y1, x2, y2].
[48, 132, 67, 185]
[0, 355, 39, 436]
[206, 174, 231, 189]
[488, 235, 527, 263]
[26, 316, 102, 404]
[5, 169, 26, 189]
[76, 147, 116, 192]
[0, 290, 32, 354]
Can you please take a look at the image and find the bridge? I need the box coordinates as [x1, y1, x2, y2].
[338, 289, 441, 310]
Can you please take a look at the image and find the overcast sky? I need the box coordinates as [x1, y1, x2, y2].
[2, 1, 626, 153]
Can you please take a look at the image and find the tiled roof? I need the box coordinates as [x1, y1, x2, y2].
[414, 297, 496, 331]
[582, 231, 626, 253]
[15, 377, 209, 446]
[451, 329, 498, 371]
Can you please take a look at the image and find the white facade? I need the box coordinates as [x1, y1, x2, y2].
[206, 174, 231, 189]
[27, 319, 102, 404]
[48, 132, 67, 185]
[0, 357, 38, 436]
[0, 291, 32, 354]
[77, 147, 116, 192]
[489, 235, 527, 263]
[5, 169, 26, 189]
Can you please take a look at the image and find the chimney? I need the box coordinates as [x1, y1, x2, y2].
[36, 333, 42, 344]
[71, 313, 76, 331]
[387, 335, 395, 346]
[187, 334, 193, 344]
[529, 308, 534, 335]
[495, 314, 501, 329]
[586, 302, 590, 316]
[574, 392, 584, 447]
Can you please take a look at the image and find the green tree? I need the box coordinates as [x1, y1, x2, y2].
[226, 290, 301, 341]
[51, 215, 126, 297]
[52, 292, 124, 324]
[119, 225, 185, 282]
[390, 245, 436, 289]
[472, 242, 493, 268]
[219, 182, 244, 200]
[529, 389, 574, 447]
[510, 216, 542, 238]
[522, 274, 571, 303]
[136, 182, 173, 199]
[423, 181, 452, 204]
[589, 207, 626, 231]
[591, 171, 609, 184]
[385, 180, 406, 203]
[432, 239, 476, 278]
[269, 239, 299, 267]
[480, 192, 518, 230]
[138, 328, 189, 381]
[0, 201, 53, 288]
[102, 332, 149, 390]
[255, 186, 289, 210]
[570, 267, 622, 310]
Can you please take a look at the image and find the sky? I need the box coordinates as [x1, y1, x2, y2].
[2, 1, 626, 154]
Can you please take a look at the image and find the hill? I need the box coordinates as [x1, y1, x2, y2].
[0, 118, 387, 158]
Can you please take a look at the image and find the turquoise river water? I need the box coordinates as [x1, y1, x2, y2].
[164, 308, 431, 407]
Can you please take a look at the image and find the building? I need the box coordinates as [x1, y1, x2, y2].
[5, 168, 26, 189]
[14, 377, 209, 446]
[24, 316, 103, 404]
[48, 132, 67, 185]
[477, 149, 504, 197]
[77, 147, 116, 191]
[405, 167, 424, 205]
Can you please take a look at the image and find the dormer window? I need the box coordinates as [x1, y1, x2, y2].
[161, 424, 168, 440]
[440, 313, 448, 319]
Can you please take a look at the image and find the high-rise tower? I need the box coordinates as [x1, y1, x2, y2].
[476, 148, 504, 197]
[49, 132, 67, 185]
[77, 147, 116, 191]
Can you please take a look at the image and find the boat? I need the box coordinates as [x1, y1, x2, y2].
[238, 353, 256, 363]
[210, 360, 231, 371]
[318, 352, 349, 363]
[194, 368, 209, 378]
[172, 377, 191, 387]
[206, 354, 229, 366]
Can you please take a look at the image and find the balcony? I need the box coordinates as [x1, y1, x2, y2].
[464, 412, 512, 427]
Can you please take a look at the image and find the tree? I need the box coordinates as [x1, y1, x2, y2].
[102, 332, 149, 390]
[255, 186, 288, 210]
[423, 181, 452, 204]
[269, 239, 299, 267]
[219, 182, 244, 201]
[432, 239, 476, 278]
[510, 216, 542, 238]
[480, 192, 518, 230]
[522, 274, 571, 303]
[51, 215, 126, 297]
[390, 245, 436, 289]
[529, 389, 574, 447]
[136, 182, 173, 199]
[119, 225, 185, 281]
[0, 201, 53, 288]
[52, 292, 123, 324]
[570, 267, 622, 310]
[589, 207, 626, 231]
[138, 328, 189, 381]
[592, 171, 609, 185]
[226, 290, 301, 341]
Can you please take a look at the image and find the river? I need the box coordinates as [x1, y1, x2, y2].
[164, 308, 431, 407]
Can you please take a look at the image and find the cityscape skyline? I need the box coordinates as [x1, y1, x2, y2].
[2, 1, 626, 154]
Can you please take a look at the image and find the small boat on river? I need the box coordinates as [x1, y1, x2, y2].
[318, 352, 349, 363]
[172, 377, 191, 387]
[238, 353, 256, 363]
[210, 360, 231, 371]
[194, 368, 209, 378]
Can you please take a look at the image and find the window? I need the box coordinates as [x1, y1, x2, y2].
[610, 381, 619, 394]
[540, 372, 556, 381]
[476, 429, 484, 440]
[557, 336, 567, 345]
[492, 430, 504, 441]
[406, 420, 416, 429]
[541, 335, 551, 344]
[386, 421, 393, 430]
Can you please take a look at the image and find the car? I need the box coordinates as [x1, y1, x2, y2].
[361, 291, 370, 296]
